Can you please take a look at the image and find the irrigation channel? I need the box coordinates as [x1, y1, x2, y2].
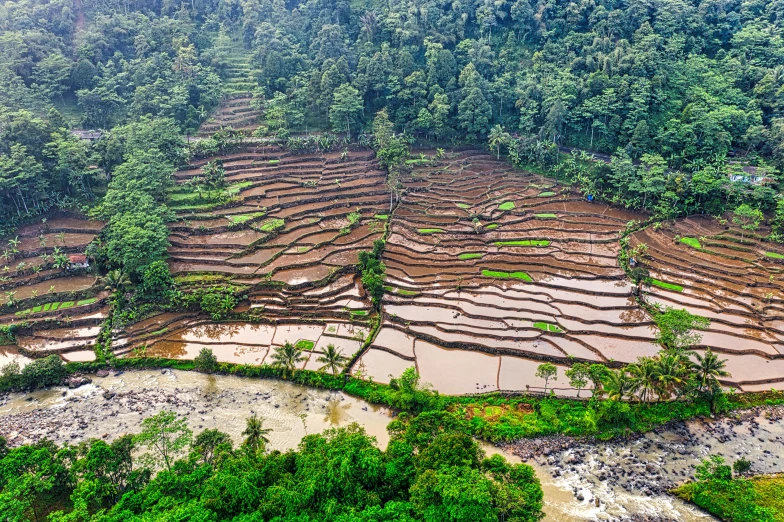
[3, 370, 784, 521]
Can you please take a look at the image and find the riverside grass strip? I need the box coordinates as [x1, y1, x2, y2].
[53, 358, 784, 443]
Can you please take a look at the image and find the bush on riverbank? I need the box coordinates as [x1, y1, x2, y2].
[673, 456, 783, 522]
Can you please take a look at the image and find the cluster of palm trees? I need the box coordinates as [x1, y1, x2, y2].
[599, 349, 730, 403]
[269, 341, 349, 377]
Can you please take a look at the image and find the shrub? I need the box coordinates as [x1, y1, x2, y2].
[194, 348, 218, 373]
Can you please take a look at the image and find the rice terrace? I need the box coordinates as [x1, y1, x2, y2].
[3, 0, 784, 519]
[3, 140, 784, 394]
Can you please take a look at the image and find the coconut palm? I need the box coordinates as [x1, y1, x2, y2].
[654, 352, 689, 400]
[488, 124, 509, 159]
[241, 414, 272, 454]
[628, 357, 658, 402]
[603, 368, 635, 401]
[101, 270, 130, 293]
[316, 344, 348, 375]
[691, 349, 730, 393]
[269, 342, 305, 377]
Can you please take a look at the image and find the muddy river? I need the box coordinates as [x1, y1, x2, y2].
[2, 370, 782, 521]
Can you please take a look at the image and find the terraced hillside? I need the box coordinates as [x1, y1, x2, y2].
[196, 95, 261, 136]
[0, 216, 107, 364]
[117, 145, 388, 366]
[356, 150, 657, 395]
[630, 216, 784, 391]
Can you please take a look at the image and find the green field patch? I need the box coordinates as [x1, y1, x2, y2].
[456, 203, 471, 209]
[268, 159, 280, 165]
[539, 191, 556, 197]
[294, 339, 315, 350]
[485, 223, 499, 229]
[458, 253, 483, 260]
[765, 251, 784, 259]
[418, 228, 444, 234]
[533, 322, 564, 333]
[498, 201, 515, 211]
[495, 240, 550, 247]
[397, 289, 419, 296]
[16, 299, 82, 316]
[227, 212, 265, 224]
[175, 274, 227, 284]
[374, 214, 389, 220]
[679, 237, 702, 248]
[405, 158, 430, 165]
[257, 218, 285, 232]
[350, 310, 369, 317]
[651, 279, 684, 292]
[76, 298, 98, 306]
[481, 270, 533, 282]
[535, 213, 557, 219]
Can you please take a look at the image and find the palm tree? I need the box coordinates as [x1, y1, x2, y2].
[269, 342, 305, 377]
[101, 270, 130, 293]
[629, 357, 658, 402]
[316, 344, 348, 375]
[488, 125, 509, 159]
[603, 369, 635, 401]
[241, 414, 272, 455]
[692, 349, 730, 393]
[654, 352, 689, 400]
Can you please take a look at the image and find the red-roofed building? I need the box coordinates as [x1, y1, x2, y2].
[68, 254, 89, 269]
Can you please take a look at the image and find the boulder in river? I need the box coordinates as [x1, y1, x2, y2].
[66, 376, 92, 388]
[96, 369, 110, 377]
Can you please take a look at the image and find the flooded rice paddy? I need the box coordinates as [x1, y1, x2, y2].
[2, 148, 784, 396]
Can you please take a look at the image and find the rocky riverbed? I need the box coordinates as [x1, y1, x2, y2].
[508, 406, 784, 521]
[0, 369, 393, 450]
[2, 370, 782, 521]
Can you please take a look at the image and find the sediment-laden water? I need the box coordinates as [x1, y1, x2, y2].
[1, 370, 782, 521]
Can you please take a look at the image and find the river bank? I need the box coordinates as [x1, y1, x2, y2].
[1, 370, 782, 521]
[0, 369, 393, 450]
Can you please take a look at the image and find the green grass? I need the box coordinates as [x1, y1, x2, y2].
[751, 475, 784, 519]
[533, 322, 564, 333]
[458, 253, 484, 260]
[227, 212, 265, 224]
[651, 279, 684, 292]
[350, 310, 369, 317]
[680, 237, 702, 248]
[405, 158, 430, 165]
[294, 339, 315, 350]
[417, 228, 444, 234]
[535, 213, 557, 219]
[765, 251, 784, 259]
[268, 159, 280, 165]
[15, 299, 87, 316]
[397, 289, 419, 296]
[495, 240, 550, 247]
[257, 218, 285, 232]
[481, 270, 533, 282]
[498, 201, 515, 211]
[374, 214, 389, 220]
[485, 223, 499, 230]
[456, 203, 470, 209]
[539, 191, 556, 197]
[174, 274, 228, 284]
